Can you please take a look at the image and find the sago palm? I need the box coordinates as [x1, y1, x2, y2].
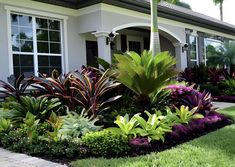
[114, 51, 178, 111]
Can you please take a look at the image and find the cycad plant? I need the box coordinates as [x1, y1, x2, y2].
[6, 96, 62, 122]
[114, 51, 178, 111]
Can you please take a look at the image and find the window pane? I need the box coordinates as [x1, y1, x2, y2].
[11, 14, 18, 26]
[50, 56, 61, 67]
[38, 55, 62, 76]
[190, 61, 197, 67]
[19, 15, 32, 27]
[49, 20, 60, 30]
[50, 43, 61, 54]
[49, 31, 60, 42]
[129, 41, 141, 55]
[21, 55, 34, 66]
[21, 67, 34, 73]
[36, 18, 48, 29]
[19, 27, 33, 40]
[37, 42, 49, 53]
[38, 67, 50, 75]
[13, 54, 34, 76]
[38, 56, 49, 66]
[11, 26, 19, 40]
[14, 67, 20, 77]
[37, 29, 49, 41]
[12, 43, 20, 52]
[20, 40, 33, 52]
[13, 55, 20, 66]
[190, 51, 196, 59]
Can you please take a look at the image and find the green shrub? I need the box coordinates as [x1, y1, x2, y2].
[82, 130, 130, 156]
[200, 84, 220, 96]
[1, 127, 86, 158]
[220, 78, 235, 96]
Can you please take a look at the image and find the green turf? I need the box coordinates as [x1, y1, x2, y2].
[70, 106, 235, 167]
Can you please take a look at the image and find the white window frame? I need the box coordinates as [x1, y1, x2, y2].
[189, 35, 199, 66]
[5, 6, 69, 76]
[127, 35, 144, 52]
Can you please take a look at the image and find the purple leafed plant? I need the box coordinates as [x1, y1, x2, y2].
[166, 85, 213, 116]
[129, 137, 151, 148]
[208, 68, 228, 85]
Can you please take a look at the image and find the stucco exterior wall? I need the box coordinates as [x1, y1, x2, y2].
[0, 1, 234, 81]
[0, 3, 11, 81]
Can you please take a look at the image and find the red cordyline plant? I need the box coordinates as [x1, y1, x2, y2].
[31, 72, 78, 110]
[69, 69, 121, 119]
[31, 68, 121, 119]
[0, 74, 35, 102]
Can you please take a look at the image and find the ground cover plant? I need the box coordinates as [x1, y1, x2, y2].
[0, 50, 233, 165]
[71, 106, 235, 167]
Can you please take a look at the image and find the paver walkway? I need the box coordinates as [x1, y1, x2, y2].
[213, 101, 235, 109]
[0, 148, 68, 167]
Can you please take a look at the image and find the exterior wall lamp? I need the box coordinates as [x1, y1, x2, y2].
[106, 32, 115, 45]
[182, 43, 189, 52]
[106, 32, 117, 50]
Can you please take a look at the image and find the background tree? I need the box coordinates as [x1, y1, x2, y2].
[213, 0, 224, 21]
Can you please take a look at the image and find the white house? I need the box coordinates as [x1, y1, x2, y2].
[1, 0, 235, 80]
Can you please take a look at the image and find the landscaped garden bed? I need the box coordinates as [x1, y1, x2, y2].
[70, 106, 235, 167]
[0, 51, 234, 166]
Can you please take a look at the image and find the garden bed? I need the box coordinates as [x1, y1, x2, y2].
[0, 111, 232, 166]
[70, 107, 235, 167]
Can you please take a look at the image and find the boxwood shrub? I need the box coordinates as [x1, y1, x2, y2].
[81, 130, 130, 157]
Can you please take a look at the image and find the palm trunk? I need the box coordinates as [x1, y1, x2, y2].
[220, 2, 223, 21]
[150, 0, 161, 57]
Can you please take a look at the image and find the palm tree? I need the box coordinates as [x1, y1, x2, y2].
[213, 0, 224, 21]
[150, 0, 191, 57]
[163, 0, 191, 9]
[150, 0, 161, 57]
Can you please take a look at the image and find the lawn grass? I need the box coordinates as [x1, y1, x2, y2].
[70, 106, 235, 167]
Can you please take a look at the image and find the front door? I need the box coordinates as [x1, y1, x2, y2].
[86, 41, 98, 67]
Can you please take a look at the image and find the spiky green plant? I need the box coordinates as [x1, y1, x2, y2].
[59, 109, 101, 140]
[114, 51, 177, 110]
[6, 96, 62, 122]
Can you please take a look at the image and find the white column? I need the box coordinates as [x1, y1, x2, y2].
[92, 31, 111, 63]
[173, 42, 187, 70]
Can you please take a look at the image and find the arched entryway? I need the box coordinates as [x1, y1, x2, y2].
[112, 23, 181, 57]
